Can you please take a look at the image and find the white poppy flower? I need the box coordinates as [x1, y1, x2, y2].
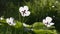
[0, 17, 4, 20]
[43, 16, 54, 27]
[19, 6, 30, 17]
[46, 16, 52, 23]
[6, 17, 16, 26]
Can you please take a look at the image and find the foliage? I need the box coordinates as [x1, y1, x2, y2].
[32, 22, 45, 29]
[33, 29, 57, 34]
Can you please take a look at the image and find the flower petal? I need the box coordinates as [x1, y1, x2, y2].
[50, 22, 54, 25]
[24, 6, 29, 11]
[20, 12, 26, 17]
[19, 7, 24, 12]
[10, 17, 14, 23]
[43, 19, 48, 26]
[46, 16, 52, 23]
[43, 19, 46, 23]
[25, 11, 30, 16]
[6, 18, 10, 23]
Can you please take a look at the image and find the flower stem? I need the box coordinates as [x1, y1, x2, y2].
[19, 12, 20, 21]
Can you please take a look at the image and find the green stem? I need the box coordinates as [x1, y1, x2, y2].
[19, 12, 20, 21]
[24, 16, 30, 23]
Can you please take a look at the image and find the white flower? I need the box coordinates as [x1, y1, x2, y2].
[0, 17, 4, 20]
[19, 6, 30, 17]
[6, 17, 16, 26]
[23, 23, 29, 27]
[43, 16, 54, 27]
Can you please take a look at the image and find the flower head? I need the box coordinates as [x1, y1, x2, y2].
[43, 16, 54, 27]
[6, 17, 16, 26]
[19, 6, 30, 17]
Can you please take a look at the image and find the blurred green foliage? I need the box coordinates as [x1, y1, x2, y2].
[33, 29, 57, 34]
[32, 22, 45, 30]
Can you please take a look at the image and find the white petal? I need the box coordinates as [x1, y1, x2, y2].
[10, 22, 16, 26]
[46, 16, 52, 23]
[6, 18, 10, 23]
[20, 12, 26, 17]
[46, 23, 54, 27]
[10, 17, 14, 23]
[42, 19, 48, 26]
[50, 22, 54, 25]
[43, 19, 47, 24]
[19, 7, 24, 12]
[25, 11, 30, 16]
[24, 6, 29, 11]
